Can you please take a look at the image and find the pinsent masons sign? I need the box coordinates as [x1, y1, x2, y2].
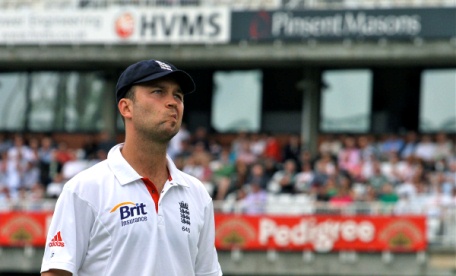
[0, 7, 229, 44]
[231, 8, 456, 41]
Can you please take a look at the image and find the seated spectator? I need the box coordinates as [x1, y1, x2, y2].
[263, 133, 282, 163]
[282, 134, 302, 168]
[414, 134, 436, 169]
[246, 162, 270, 190]
[379, 133, 404, 160]
[318, 134, 342, 158]
[0, 133, 12, 156]
[61, 150, 90, 181]
[168, 123, 191, 160]
[434, 132, 454, 162]
[249, 132, 266, 158]
[294, 162, 314, 194]
[97, 131, 117, 156]
[267, 159, 297, 194]
[310, 160, 329, 190]
[337, 136, 362, 179]
[38, 136, 56, 187]
[358, 134, 379, 163]
[240, 181, 268, 215]
[399, 131, 419, 159]
[367, 161, 389, 195]
[46, 173, 66, 199]
[381, 152, 406, 185]
[236, 139, 257, 166]
[378, 182, 399, 204]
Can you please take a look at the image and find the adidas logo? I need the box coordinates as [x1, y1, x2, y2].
[49, 231, 65, 247]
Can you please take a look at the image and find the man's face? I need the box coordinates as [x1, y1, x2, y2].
[127, 77, 185, 143]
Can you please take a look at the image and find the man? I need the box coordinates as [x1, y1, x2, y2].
[41, 59, 223, 276]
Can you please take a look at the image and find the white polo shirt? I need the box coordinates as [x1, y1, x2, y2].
[41, 143, 222, 276]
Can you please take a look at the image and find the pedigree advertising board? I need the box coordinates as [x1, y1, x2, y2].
[0, 211, 426, 252]
[215, 214, 427, 252]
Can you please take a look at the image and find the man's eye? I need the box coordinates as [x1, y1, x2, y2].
[175, 94, 184, 101]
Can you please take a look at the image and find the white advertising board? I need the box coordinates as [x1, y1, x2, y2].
[0, 7, 230, 44]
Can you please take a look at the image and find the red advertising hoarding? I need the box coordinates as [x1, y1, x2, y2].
[0, 211, 426, 252]
[215, 214, 427, 252]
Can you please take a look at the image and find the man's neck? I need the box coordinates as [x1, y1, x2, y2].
[121, 138, 169, 192]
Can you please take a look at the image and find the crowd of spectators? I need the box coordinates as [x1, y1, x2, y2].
[0, 129, 455, 218]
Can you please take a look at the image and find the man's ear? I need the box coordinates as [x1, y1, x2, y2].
[118, 98, 133, 120]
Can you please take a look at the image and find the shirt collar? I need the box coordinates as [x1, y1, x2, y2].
[107, 143, 189, 188]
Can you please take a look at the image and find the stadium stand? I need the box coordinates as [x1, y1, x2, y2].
[0, 0, 455, 275]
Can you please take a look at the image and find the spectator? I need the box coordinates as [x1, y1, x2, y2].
[81, 134, 99, 160]
[282, 134, 302, 168]
[168, 123, 191, 160]
[230, 130, 249, 163]
[249, 132, 266, 158]
[46, 172, 65, 199]
[38, 136, 55, 187]
[236, 139, 257, 166]
[267, 159, 297, 194]
[381, 152, 405, 185]
[338, 136, 362, 179]
[263, 132, 281, 162]
[191, 126, 210, 152]
[378, 182, 399, 205]
[367, 161, 389, 196]
[399, 131, 419, 159]
[358, 134, 378, 163]
[61, 150, 89, 181]
[96, 131, 117, 156]
[379, 133, 404, 159]
[294, 162, 314, 194]
[246, 162, 270, 190]
[434, 132, 454, 162]
[318, 134, 342, 158]
[0, 133, 12, 156]
[414, 134, 436, 169]
[23, 136, 41, 190]
[240, 181, 268, 214]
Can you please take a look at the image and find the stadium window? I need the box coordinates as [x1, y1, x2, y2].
[0, 71, 107, 132]
[211, 70, 262, 132]
[0, 73, 28, 131]
[320, 69, 372, 133]
[420, 69, 456, 133]
[27, 72, 106, 132]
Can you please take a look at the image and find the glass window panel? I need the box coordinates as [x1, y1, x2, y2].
[65, 72, 105, 131]
[0, 73, 28, 130]
[420, 69, 456, 132]
[321, 70, 372, 133]
[28, 72, 106, 132]
[212, 70, 262, 132]
[29, 72, 60, 131]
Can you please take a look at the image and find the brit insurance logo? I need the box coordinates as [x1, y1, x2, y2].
[115, 12, 135, 39]
[110, 201, 148, 227]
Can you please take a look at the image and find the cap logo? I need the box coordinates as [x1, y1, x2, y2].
[156, 60, 173, 71]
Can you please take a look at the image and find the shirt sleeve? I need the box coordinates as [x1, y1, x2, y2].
[41, 186, 95, 274]
[195, 200, 223, 276]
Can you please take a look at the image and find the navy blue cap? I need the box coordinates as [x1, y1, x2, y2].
[116, 59, 195, 103]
